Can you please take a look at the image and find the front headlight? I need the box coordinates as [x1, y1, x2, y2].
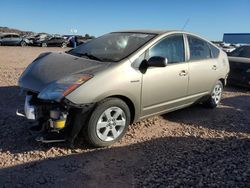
[38, 74, 93, 101]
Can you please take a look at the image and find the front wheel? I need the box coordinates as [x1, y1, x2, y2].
[84, 98, 130, 147]
[203, 80, 223, 108]
[41, 42, 47, 47]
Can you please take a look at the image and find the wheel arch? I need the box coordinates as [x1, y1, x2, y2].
[105, 95, 136, 124]
[219, 78, 226, 86]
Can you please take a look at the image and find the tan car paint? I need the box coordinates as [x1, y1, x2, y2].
[141, 62, 189, 117]
[66, 31, 229, 123]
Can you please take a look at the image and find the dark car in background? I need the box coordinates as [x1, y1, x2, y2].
[227, 45, 250, 88]
[33, 36, 68, 48]
[0, 33, 30, 46]
[63, 35, 91, 47]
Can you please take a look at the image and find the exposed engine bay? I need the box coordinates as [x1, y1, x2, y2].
[17, 91, 94, 145]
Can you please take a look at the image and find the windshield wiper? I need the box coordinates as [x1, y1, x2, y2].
[67, 51, 102, 61]
[79, 53, 103, 62]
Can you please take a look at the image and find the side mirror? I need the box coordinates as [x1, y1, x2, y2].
[147, 56, 168, 67]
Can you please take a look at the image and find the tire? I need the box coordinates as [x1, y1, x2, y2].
[41, 42, 47, 47]
[203, 80, 223, 108]
[20, 41, 26, 47]
[61, 42, 67, 48]
[84, 98, 130, 147]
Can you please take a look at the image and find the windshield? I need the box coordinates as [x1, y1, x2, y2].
[229, 46, 250, 58]
[68, 32, 156, 62]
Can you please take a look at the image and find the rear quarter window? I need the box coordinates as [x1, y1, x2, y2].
[208, 43, 220, 58]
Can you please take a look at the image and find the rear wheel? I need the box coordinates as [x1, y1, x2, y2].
[61, 42, 67, 48]
[203, 80, 223, 108]
[20, 41, 26, 47]
[84, 98, 130, 147]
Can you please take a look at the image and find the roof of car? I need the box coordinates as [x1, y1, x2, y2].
[113, 29, 179, 35]
[1, 33, 19, 35]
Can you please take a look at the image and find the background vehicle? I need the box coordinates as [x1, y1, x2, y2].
[0, 33, 29, 46]
[25, 33, 50, 45]
[18, 30, 229, 147]
[222, 45, 235, 53]
[63, 35, 92, 47]
[218, 43, 236, 53]
[227, 45, 250, 88]
[33, 36, 68, 48]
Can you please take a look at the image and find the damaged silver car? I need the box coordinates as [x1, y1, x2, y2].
[18, 30, 229, 147]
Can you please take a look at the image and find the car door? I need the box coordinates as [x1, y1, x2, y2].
[228, 46, 250, 85]
[51, 37, 62, 47]
[186, 35, 219, 99]
[57, 37, 65, 46]
[1, 35, 11, 45]
[47, 37, 55, 46]
[141, 34, 189, 117]
[11, 34, 21, 45]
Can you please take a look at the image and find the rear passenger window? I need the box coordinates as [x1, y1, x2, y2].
[148, 35, 185, 64]
[188, 36, 211, 61]
[11, 35, 19, 38]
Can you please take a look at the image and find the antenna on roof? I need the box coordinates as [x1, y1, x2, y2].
[182, 18, 190, 30]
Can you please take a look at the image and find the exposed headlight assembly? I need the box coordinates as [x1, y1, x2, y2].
[38, 74, 93, 101]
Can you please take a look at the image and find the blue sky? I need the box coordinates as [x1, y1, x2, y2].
[0, 0, 249, 40]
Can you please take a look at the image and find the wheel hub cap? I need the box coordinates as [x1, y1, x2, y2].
[212, 84, 222, 104]
[96, 107, 126, 142]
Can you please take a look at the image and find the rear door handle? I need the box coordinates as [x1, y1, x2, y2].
[179, 70, 188, 76]
[212, 65, 217, 70]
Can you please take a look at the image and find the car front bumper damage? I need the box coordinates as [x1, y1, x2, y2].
[17, 91, 95, 145]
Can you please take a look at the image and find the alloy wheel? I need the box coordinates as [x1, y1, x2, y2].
[42, 43, 47, 47]
[96, 107, 126, 142]
[21, 41, 26, 47]
[212, 83, 222, 104]
[62, 43, 67, 48]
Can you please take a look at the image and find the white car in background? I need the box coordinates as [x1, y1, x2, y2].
[221, 43, 236, 53]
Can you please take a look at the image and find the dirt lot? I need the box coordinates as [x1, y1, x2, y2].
[0, 46, 249, 187]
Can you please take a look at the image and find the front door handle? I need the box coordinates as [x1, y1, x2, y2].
[179, 70, 188, 76]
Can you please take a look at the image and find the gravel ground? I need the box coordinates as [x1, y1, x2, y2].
[0, 46, 249, 187]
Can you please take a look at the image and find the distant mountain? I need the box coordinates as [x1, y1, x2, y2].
[0, 26, 35, 35]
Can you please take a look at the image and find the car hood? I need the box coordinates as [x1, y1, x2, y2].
[19, 52, 110, 92]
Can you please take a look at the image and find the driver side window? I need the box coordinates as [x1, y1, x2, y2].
[148, 35, 185, 64]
